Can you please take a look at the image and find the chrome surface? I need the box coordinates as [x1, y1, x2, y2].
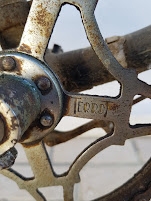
[40, 114, 53, 127]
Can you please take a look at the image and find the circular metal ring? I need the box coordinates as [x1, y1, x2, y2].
[0, 51, 63, 144]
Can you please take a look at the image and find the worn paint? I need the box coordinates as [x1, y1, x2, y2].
[0, 0, 151, 201]
[108, 102, 119, 111]
[19, 43, 32, 54]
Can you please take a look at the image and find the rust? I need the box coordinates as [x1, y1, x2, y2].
[20, 109, 54, 143]
[35, 43, 42, 55]
[0, 1, 151, 200]
[1, 56, 16, 71]
[22, 140, 41, 149]
[35, 76, 52, 95]
[0, 57, 19, 72]
[0, 113, 9, 145]
[63, 94, 71, 116]
[19, 117, 41, 143]
[32, 74, 46, 80]
[10, 116, 19, 131]
[19, 43, 32, 54]
[33, 5, 53, 38]
[0, 73, 41, 145]
[7, 56, 22, 75]
[108, 102, 119, 111]
[0, 118, 4, 142]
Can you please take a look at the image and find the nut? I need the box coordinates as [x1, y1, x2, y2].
[1, 56, 16, 71]
[40, 114, 53, 127]
[0, 147, 18, 169]
[36, 77, 51, 92]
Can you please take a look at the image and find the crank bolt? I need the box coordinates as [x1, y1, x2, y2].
[2, 56, 16, 71]
[40, 114, 53, 127]
[37, 77, 51, 92]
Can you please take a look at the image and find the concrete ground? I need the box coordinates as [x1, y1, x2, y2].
[0, 116, 150, 201]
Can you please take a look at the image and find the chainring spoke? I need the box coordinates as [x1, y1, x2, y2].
[19, 0, 61, 60]
[63, 0, 128, 82]
[44, 119, 112, 146]
[0, 142, 79, 201]
[64, 93, 120, 121]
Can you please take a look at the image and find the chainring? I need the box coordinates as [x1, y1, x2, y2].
[0, 0, 151, 201]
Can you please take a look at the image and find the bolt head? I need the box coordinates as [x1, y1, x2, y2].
[37, 77, 51, 92]
[2, 56, 16, 71]
[0, 147, 18, 169]
[40, 114, 53, 127]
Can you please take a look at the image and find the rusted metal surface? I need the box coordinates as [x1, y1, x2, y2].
[0, 73, 40, 163]
[0, 0, 150, 92]
[36, 76, 52, 95]
[1, 56, 16, 71]
[44, 96, 144, 147]
[0, 117, 4, 142]
[0, 0, 30, 49]
[0, 52, 63, 144]
[0, 0, 150, 201]
[44, 120, 112, 146]
[18, 0, 61, 60]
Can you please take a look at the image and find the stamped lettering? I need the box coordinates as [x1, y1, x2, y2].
[74, 98, 108, 116]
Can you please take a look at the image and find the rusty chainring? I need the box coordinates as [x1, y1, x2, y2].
[0, 0, 151, 201]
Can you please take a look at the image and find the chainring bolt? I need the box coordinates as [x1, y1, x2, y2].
[40, 114, 53, 127]
[2, 56, 16, 71]
[36, 77, 51, 92]
[0, 147, 18, 169]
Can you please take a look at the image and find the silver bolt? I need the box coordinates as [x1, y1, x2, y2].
[2, 56, 16, 71]
[37, 77, 51, 91]
[40, 114, 53, 127]
[0, 118, 4, 142]
[0, 147, 18, 169]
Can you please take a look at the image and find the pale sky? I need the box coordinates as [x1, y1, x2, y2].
[49, 0, 151, 51]
[48, 0, 151, 120]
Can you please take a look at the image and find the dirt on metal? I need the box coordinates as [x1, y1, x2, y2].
[19, 43, 32, 54]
